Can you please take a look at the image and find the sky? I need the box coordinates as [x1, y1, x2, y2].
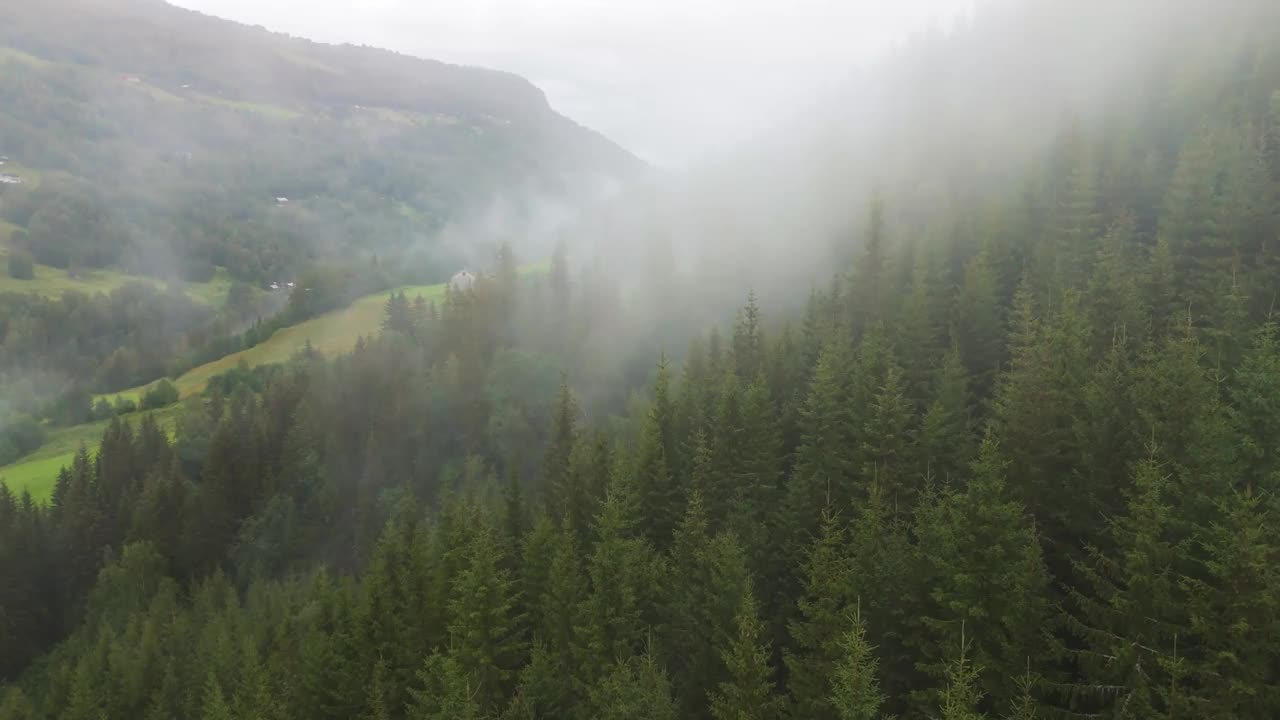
[169, 0, 976, 168]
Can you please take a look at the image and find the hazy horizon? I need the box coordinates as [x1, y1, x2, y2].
[168, 0, 978, 168]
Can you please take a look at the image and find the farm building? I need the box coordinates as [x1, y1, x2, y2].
[450, 270, 478, 293]
[0, 174, 22, 185]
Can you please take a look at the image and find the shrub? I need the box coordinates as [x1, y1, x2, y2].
[142, 378, 180, 409]
[6, 250, 34, 280]
[0, 413, 46, 465]
[112, 396, 138, 416]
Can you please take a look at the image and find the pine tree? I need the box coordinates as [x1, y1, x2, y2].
[857, 362, 915, 504]
[733, 291, 766, 382]
[952, 248, 1004, 398]
[666, 495, 751, 716]
[785, 339, 856, 547]
[896, 248, 946, 404]
[917, 347, 975, 483]
[785, 509, 854, 720]
[1227, 323, 1280, 493]
[364, 659, 392, 720]
[529, 522, 587, 712]
[634, 356, 680, 548]
[382, 291, 414, 336]
[710, 584, 786, 720]
[580, 470, 664, 675]
[911, 432, 1049, 714]
[407, 653, 485, 720]
[1064, 457, 1191, 718]
[1045, 145, 1103, 293]
[850, 189, 889, 336]
[233, 639, 283, 720]
[939, 629, 987, 720]
[447, 521, 525, 712]
[587, 647, 678, 720]
[543, 380, 579, 516]
[846, 483, 915, 706]
[830, 606, 885, 720]
[200, 673, 233, 720]
[1182, 487, 1280, 718]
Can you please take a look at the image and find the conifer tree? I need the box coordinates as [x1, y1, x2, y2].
[917, 347, 975, 483]
[529, 521, 587, 711]
[710, 585, 786, 720]
[666, 494, 751, 716]
[447, 521, 525, 712]
[850, 190, 889, 336]
[200, 673, 233, 720]
[911, 432, 1049, 714]
[830, 607, 885, 720]
[580, 470, 664, 675]
[939, 630, 987, 720]
[634, 356, 680, 548]
[733, 291, 766, 382]
[785, 339, 856, 547]
[587, 647, 678, 720]
[951, 248, 1004, 398]
[543, 380, 579, 516]
[407, 653, 485, 720]
[1046, 146, 1103, 293]
[1182, 487, 1280, 718]
[786, 509, 854, 720]
[1064, 457, 1191, 718]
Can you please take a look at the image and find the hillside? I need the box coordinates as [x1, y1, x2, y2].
[0, 263, 546, 501]
[0, 0, 641, 284]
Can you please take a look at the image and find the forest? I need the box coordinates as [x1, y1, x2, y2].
[3, 0, 1280, 718]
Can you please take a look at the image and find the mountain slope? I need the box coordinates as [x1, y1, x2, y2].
[0, 0, 641, 282]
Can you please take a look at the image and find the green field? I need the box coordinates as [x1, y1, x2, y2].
[165, 281, 450, 397]
[0, 251, 233, 306]
[0, 404, 184, 503]
[2, 266, 544, 501]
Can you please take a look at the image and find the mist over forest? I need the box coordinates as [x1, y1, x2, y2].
[3, 0, 1280, 718]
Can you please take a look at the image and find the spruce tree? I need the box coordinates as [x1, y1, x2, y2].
[830, 607, 885, 720]
[447, 521, 525, 713]
[710, 584, 785, 720]
[407, 653, 485, 720]
[579, 470, 664, 676]
[200, 673, 233, 720]
[911, 432, 1049, 715]
[938, 630, 987, 720]
[785, 509, 854, 720]
[785, 338, 856, 548]
[951, 248, 1004, 399]
[587, 647, 678, 720]
[634, 356, 680, 548]
[1064, 457, 1191, 718]
[1182, 487, 1280, 718]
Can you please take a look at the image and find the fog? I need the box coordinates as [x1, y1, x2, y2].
[169, 0, 977, 167]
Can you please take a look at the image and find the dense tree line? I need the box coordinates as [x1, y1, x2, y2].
[0, 279, 286, 412]
[4, 0, 1280, 718]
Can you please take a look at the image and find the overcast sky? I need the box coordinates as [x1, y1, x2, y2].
[170, 0, 976, 167]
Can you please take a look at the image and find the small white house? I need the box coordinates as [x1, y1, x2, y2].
[450, 270, 477, 293]
[275, 197, 289, 206]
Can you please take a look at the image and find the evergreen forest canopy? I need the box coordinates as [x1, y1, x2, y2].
[4, 0, 1280, 718]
